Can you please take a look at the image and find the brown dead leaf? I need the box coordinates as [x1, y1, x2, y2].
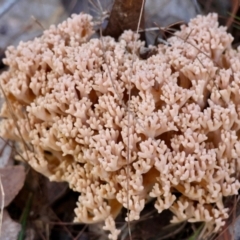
[103, 0, 145, 40]
[0, 210, 21, 240]
[0, 165, 25, 207]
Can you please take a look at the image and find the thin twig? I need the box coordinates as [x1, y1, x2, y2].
[126, 1, 145, 239]
[73, 225, 87, 240]
[226, 0, 240, 29]
[31, 15, 45, 30]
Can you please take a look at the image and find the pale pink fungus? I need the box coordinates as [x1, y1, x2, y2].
[0, 12, 240, 239]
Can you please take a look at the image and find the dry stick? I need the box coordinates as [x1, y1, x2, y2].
[49, 221, 84, 225]
[89, 0, 102, 15]
[209, 210, 235, 240]
[96, 0, 104, 13]
[99, 29, 125, 106]
[0, 139, 12, 164]
[0, 136, 7, 149]
[0, 138, 15, 166]
[0, 175, 4, 238]
[0, 139, 8, 156]
[158, 222, 187, 240]
[119, 223, 130, 240]
[98, 33, 144, 128]
[164, 26, 231, 75]
[198, 223, 211, 240]
[31, 15, 45, 30]
[154, 21, 185, 42]
[0, 137, 26, 163]
[98, 26, 132, 240]
[33, 222, 47, 240]
[73, 225, 87, 240]
[125, 1, 145, 239]
[50, 209, 75, 240]
[162, 26, 229, 108]
[226, 0, 239, 29]
[98, 2, 145, 239]
[88, 0, 110, 25]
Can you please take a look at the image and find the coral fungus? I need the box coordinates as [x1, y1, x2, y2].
[0, 12, 240, 239]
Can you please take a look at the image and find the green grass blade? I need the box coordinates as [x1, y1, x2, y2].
[17, 192, 33, 240]
[187, 224, 204, 240]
